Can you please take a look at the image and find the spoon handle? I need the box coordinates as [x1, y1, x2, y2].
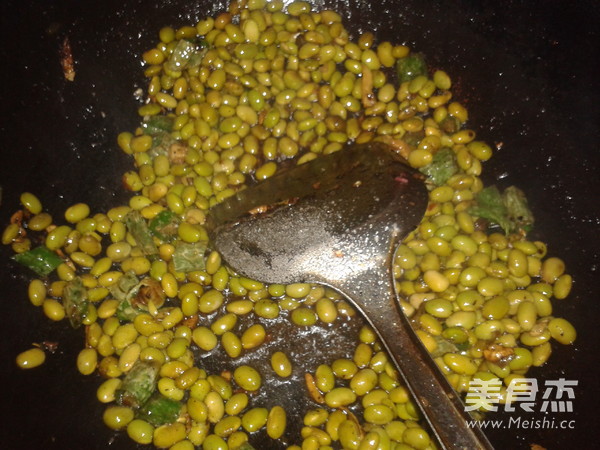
[334, 266, 494, 450]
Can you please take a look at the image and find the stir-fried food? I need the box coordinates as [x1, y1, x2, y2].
[5, 1, 576, 448]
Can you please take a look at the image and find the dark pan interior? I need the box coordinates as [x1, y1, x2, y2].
[0, 1, 598, 449]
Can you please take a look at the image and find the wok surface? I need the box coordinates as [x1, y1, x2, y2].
[0, 1, 598, 449]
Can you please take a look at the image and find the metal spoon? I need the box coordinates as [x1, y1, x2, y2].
[207, 142, 493, 450]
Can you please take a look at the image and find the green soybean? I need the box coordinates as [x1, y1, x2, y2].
[241, 407, 268, 432]
[266, 405, 287, 439]
[548, 317, 576, 345]
[324, 387, 356, 408]
[233, 365, 262, 391]
[16, 347, 46, 369]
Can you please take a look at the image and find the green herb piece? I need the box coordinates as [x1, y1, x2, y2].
[470, 185, 534, 234]
[396, 53, 427, 83]
[12, 246, 63, 277]
[63, 277, 88, 328]
[172, 242, 207, 273]
[149, 210, 180, 242]
[136, 394, 182, 426]
[125, 210, 158, 259]
[469, 186, 511, 233]
[116, 360, 161, 409]
[503, 186, 534, 233]
[419, 147, 458, 186]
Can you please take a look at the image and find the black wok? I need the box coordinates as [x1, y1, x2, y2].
[0, 1, 598, 449]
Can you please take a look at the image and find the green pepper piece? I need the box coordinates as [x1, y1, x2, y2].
[63, 277, 88, 328]
[148, 132, 177, 158]
[142, 116, 175, 135]
[455, 342, 471, 353]
[419, 147, 458, 186]
[111, 272, 166, 321]
[12, 246, 63, 277]
[440, 115, 461, 134]
[149, 210, 180, 242]
[187, 37, 208, 68]
[136, 394, 182, 426]
[172, 242, 207, 273]
[195, 37, 208, 49]
[110, 271, 139, 302]
[116, 360, 161, 408]
[164, 37, 209, 73]
[430, 335, 460, 358]
[112, 271, 144, 321]
[232, 444, 257, 450]
[396, 53, 427, 83]
[116, 298, 137, 322]
[165, 39, 196, 72]
[125, 211, 158, 259]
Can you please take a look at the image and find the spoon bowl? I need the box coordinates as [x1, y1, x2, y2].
[208, 142, 493, 449]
